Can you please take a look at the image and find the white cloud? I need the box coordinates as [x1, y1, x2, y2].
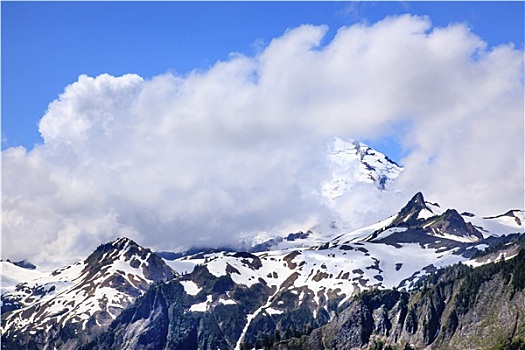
[2, 15, 523, 268]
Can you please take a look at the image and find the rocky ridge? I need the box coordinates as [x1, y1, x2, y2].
[2, 136, 524, 349]
[1, 237, 175, 349]
[276, 242, 525, 350]
[2, 192, 514, 349]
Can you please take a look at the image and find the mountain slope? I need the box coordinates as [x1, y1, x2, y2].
[0, 260, 45, 296]
[322, 137, 402, 199]
[242, 136, 403, 251]
[333, 192, 519, 247]
[71, 194, 523, 350]
[365, 192, 484, 244]
[77, 235, 525, 350]
[279, 245, 525, 350]
[2, 193, 523, 350]
[1, 237, 175, 349]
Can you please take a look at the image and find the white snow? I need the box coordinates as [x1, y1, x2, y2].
[465, 210, 524, 237]
[465, 250, 520, 268]
[189, 301, 207, 312]
[417, 208, 436, 220]
[321, 137, 402, 229]
[368, 227, 407, 241]
[179, 280, 201, 296]
[164, 260, 198, 275]
[234, 285, 281, 350]
[189, 295, 213, 313]
[332, 215, 396, 244]
[473, 244, 489, 251]
[428, 229, 480, 243]
[265, 307, 283, 315]
[218, 298, 237, 305]
[0, 261, 45, 294]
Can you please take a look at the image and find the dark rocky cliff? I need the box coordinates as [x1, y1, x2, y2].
[276, 248, 525, 350]
[68, 245, 525, 350]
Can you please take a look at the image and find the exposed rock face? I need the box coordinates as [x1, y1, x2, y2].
[276, 248, 525, 350]
[374, 192, 484, 244]
[80, 265, 275, 350]
[22, 243, 515, 350]
[2, 192, 523, 350]
[1, 237, 176, 350]
[389, 192, 429, 227]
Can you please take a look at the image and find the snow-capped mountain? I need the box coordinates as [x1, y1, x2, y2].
[1, 136, 523, 349]
[1, 237, 175, 349]
[317, 136, 405, 235]
[72, 194, 522, 350]
[322, 137, 402, 200]
[361, 191, 485, 243]
[2, 193, 523, 349]
[239, 137, 403, 251]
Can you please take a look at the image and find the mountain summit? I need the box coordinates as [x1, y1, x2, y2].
[391, 191, 431, 226]
[322, 137, 402, 200]
[74, 193, 523, 350]
[1, 131, 523, 350]
[368, 192, 484, 245]
[1, 237, 175, 349]
[2, 194, 523, 350]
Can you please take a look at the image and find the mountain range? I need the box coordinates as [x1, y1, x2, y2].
[1, 138, 524, 349]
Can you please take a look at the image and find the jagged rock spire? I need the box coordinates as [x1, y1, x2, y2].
[390, 192, 429, 227]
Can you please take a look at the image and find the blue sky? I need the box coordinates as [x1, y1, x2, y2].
[2, 1, 524, 162]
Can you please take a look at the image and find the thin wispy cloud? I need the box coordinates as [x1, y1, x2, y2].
[336, 2, 364, 20]
[2, 15, 523, 268]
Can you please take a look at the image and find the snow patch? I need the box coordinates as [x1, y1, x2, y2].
[180, 280, 201, 296]
[189, 295, 212, 312]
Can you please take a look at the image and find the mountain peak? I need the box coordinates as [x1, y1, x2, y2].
[374, 194, 484, 244]
[89, 236, 141, 258]
[424, 209, 484, 242]
[411, 191, 425, 205]
[390, 192, 430, 227]
[323, 137, 403, 198]
[84, 237, 176, 280]
[110, 236, 139, 250]
[1, 237, 176, 346]
[402, 192, 426, 210]
[10, 259, 36, 270]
